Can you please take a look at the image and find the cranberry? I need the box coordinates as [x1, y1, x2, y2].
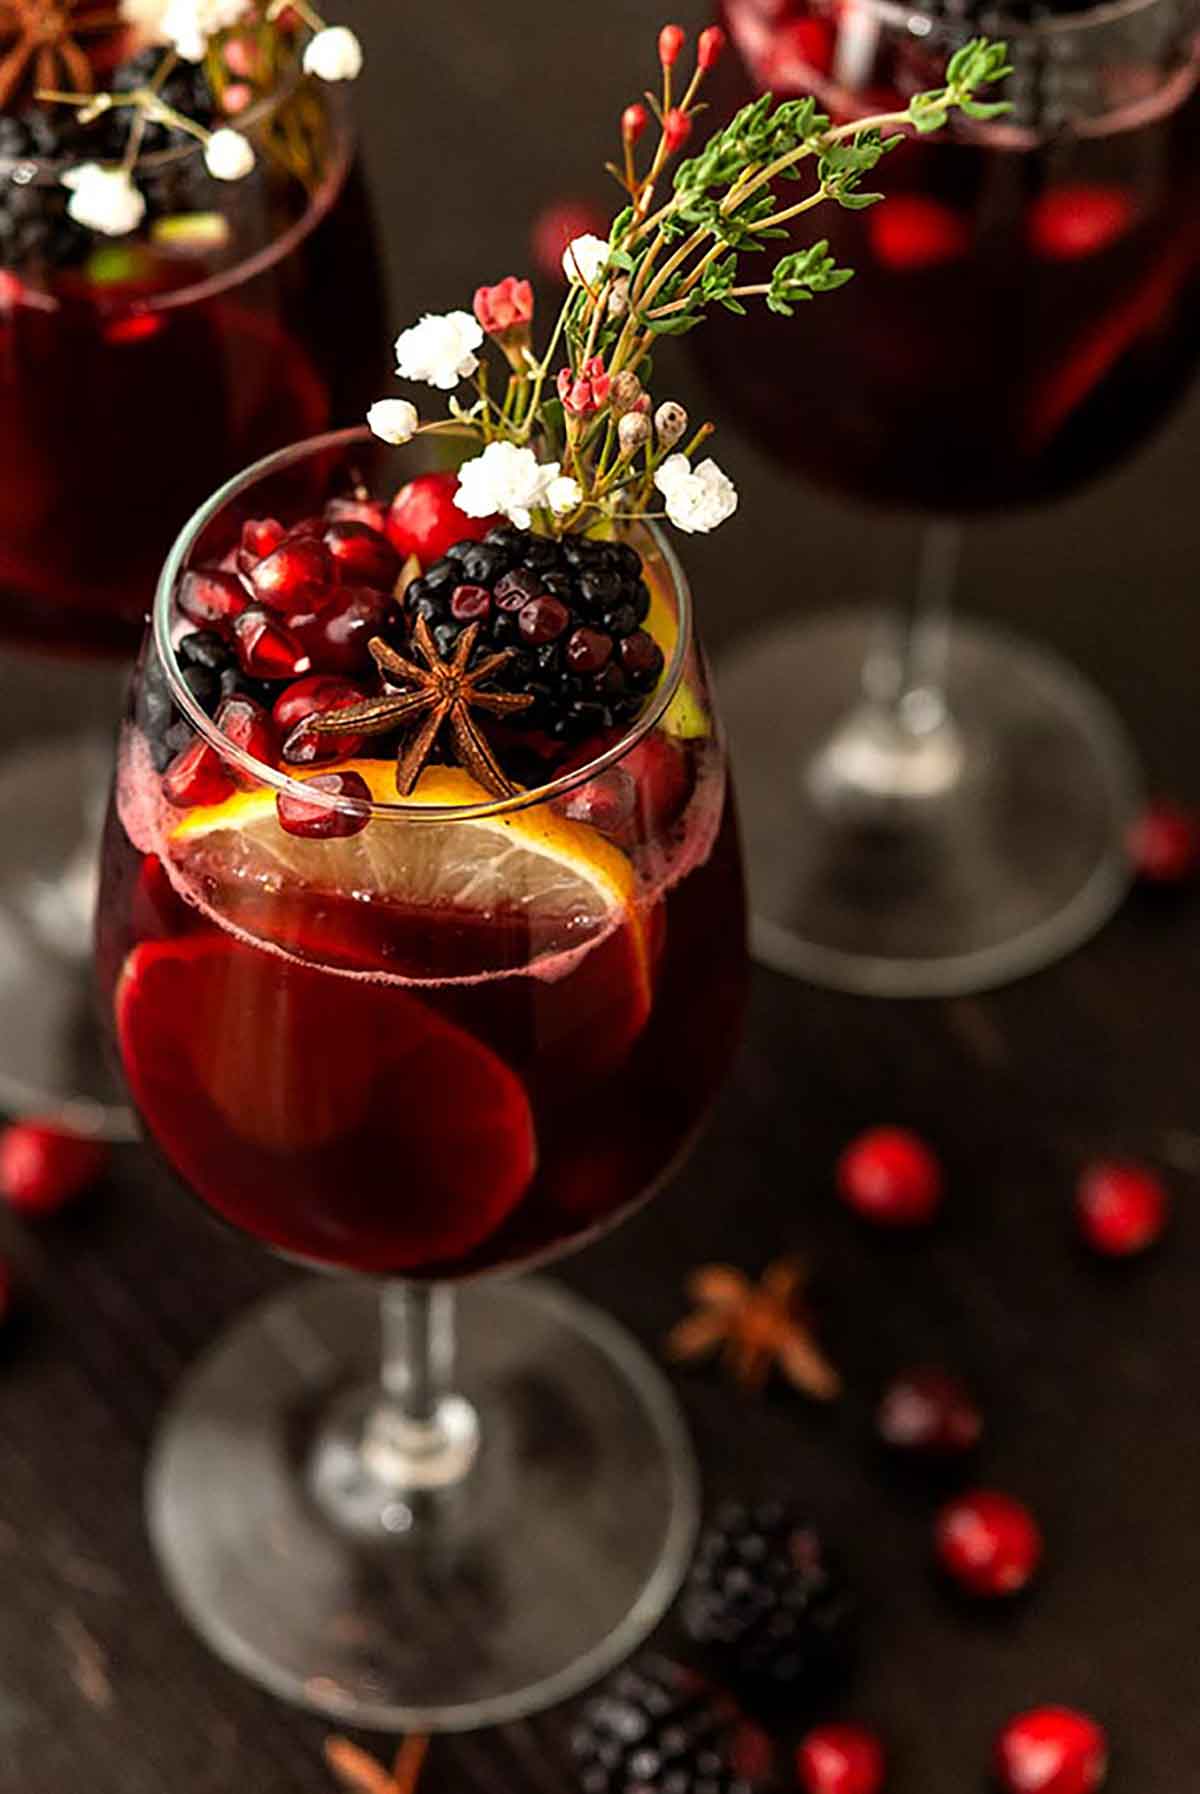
[386, 472, 495, 565]
[326, 494, 389, 534]
[450, 583, 492, 623]
[531, 196, 611, 284]
[623, 730, 691, 831]
[837, 1127, 944, 1227]
[162, 737, 235, 809]
[559, 768, 637, 835]
[214, 694, 277, 786]
[292, 585, 389, 675]
[1028, 185, 1134, 262]
[869, 195, 970, 272]
[240, 517, 285, 562]
[566, 628, 613, 674]
[277, 675, 368, 764]
[935, 1490, 1043, 1598]
[995, 1707, 1108, 1794]
[877, 1366, 982, 1456]
[179, 568, 250, 631]
[796, 1724, 886, 1794]
[1127, 799, 1200, 885]
[276, 770, 373, 839]
[232, 608, 312, 679]
[619, 629, 665, 685]
[519, 595, 571, 644]
[248, 537, 332, 614]
[0, 1121, 108, 1218]
[1075, 1160, 1168, 1257]
[323, 519, 401, 590]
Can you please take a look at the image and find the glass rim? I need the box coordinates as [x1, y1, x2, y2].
[847, 0, 1182, 42]
[153, 425, 697, 826]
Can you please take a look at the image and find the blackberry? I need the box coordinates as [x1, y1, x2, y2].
[570, 1658, 768, 1794]
[683, 1502, 858, 1699]
[390, 526, 666, 758]
[143, 629, 273, 769]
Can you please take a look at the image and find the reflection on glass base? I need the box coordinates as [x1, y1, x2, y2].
[719, 612, 1141, 998]
[147, 1275, 700, 1732]
[0, 731, 134, 1136]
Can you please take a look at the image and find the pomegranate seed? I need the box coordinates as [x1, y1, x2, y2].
[870, 196, 970, 272]
[623, 102, 649, 143]
[796, 1724, 886, 1794]
[935, 1489, 1043, 1598]
[519, 595, 571, 644]
[559, 768, 636, 834]
[276, 674, 368, 764]
[995, 1707, 1108, 1794]
[1028, 185, 1134, 262]
[450, 583, 492, 623]
[233, 608, 312, 679]
[386, 471, 495, 566]
[323, 519, 401, 590]
[248, 537, 332, 613]
[659, 23, 686, 66]
[214, 694, 277, 786]
[276, 770, 372, 839]
[664, 108, 692, 152]
[292, 585, 389, 675]
[877, 1366, 982, 1456]
[837, 1127, 944, 1227]
[1075, 1160, 1168, 1257]
[326, 494, 390, 534]
[162, 737, 235, 809]
[1127, 798, 1200, 884]
[0, 1122, 108, 1218]
[178, 567, 250, 631]
[566, 628, 613, 674]
[531, 197, 611, 285]
[240, 517, 286, 562]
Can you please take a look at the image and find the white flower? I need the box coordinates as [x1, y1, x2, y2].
[367, 398, 420, 445]
[562, 234, 610, 288]
[653, 453, 739, 534]
[61, 165, 146, 237]
[303, 25, 364, 81]
[546, 475, 583, 516]
[157, 0, 250, 61]
[456, 443, 561, 531]
[119, 0, 170, 32]
[394, 310, 484, 391]
[204, 128, 255, 182]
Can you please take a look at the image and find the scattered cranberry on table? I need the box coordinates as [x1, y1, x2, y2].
[1075, 1160, 1169, 1258]
[1126, 799, 1200, 885]
[935, 1490, 1043, 1598]
[994, 1706, 1109, 1794]
[796, 1723, 886, 1794]
[837, 1128, 944, 1228]
[0, 1121, 109, 1218]
[876, 1366, 983, 1457]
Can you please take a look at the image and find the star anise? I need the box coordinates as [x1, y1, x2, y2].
[303, 615, 534, 800]
[326, 1734, 429, 1794]
[0, 0, 119, 109]
[666, 1257, 842, 1400]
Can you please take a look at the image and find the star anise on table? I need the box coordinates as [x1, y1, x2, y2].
[0, 0, 119, 109]
[325, 1734, 429, 1794]
[666, 1257, 842, 1400]
[302, 616, 534, 800]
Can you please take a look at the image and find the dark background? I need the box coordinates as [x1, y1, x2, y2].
[2, 2, 1199, 1789]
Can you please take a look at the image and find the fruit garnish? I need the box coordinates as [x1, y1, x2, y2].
[571, 1657, 773, 1794]
[796, 1724, 886, 1794]
[0, 1, 115, 111]
[1075, 1160, 1169, 1257]
[994, 1707, 1109, 1794]
[276, 768, 373, 839]
[876, 1365, 983, 1456]
[1127, 797, 1200, 885]
[0, 1118, 108, 1217]
[935, 1488, 1043, 1598]
[837, 1126, 944, 1227]
[115, 935, 537, 1266]
[1028, 185, 1134, 262]
[386, 471, 495, 564]
[667, 1257, 841, 1399]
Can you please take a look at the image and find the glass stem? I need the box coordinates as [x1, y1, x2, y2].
[362, 1283, 481, 1494]
[863, 519, 961, 736]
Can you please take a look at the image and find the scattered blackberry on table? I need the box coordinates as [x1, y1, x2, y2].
[683, 1501, 858, 1699]
[571, 1657, 770, 1794]
[390, 525, 665, 758]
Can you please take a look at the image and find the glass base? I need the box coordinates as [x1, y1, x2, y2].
[719, 612, 1140, 997]
[0, 730, 134, 1136]
[146, 1275, 700, 1732]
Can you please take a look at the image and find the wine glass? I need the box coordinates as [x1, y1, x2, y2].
[95, 426, 746, 1728]
[0, 46, 386, 1134]
[702, 0, 1199, 994]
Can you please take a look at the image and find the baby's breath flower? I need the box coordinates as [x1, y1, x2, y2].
[456, 442, 561, 530]
[654, 454, 739, 534]
[303, 25, 364, 82]
[204, 128, 255, 181]
[561, 234, 610, 288]
[394, 311, 484, 391]
[367, 398, 420, 445]
[158, 0, 251, 62]
[546, 475, 583, 516]
[61, 165, 146, 236]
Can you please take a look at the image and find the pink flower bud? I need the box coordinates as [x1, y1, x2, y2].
[618, 411, 652, 457]
[664, 108, 692, 152]
[697, 26, 726, 72]
[557, 356, 612, 418]
[473, 276, 534, 338]
[222, 81, 254, 115]
[622, 102, 650, 144]
[658, 24, 686, 67]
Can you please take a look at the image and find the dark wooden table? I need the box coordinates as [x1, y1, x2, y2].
[3, 3, 1199, 1789]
